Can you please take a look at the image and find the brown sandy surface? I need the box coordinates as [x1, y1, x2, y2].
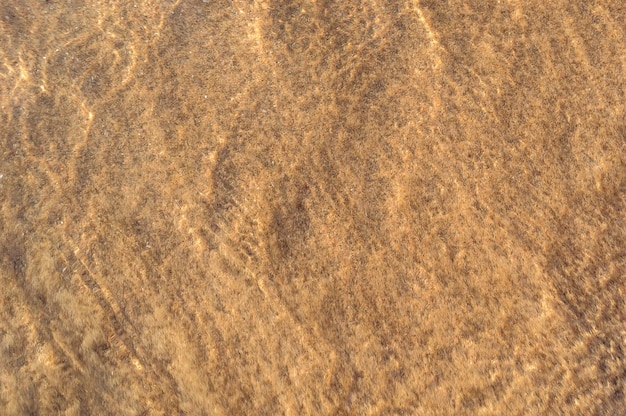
[1, 0, 625, 414]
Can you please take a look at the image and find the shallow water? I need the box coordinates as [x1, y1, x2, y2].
[1, 1, 625, 414]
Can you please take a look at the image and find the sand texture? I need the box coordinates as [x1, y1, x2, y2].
[1, 0, 625, 414]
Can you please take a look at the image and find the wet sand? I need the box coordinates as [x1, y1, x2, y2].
[1, 0, 625, 414]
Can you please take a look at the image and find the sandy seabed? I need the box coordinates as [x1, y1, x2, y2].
[1, 0, 625, 414]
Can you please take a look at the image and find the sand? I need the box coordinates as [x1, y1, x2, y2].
[1, 0, 625, 414]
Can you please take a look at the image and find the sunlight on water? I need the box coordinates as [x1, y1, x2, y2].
[1, 0, 625, 414]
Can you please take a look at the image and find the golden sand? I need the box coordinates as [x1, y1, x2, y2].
[1, 0, 625, 414]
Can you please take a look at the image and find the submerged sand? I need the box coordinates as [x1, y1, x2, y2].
[1, 0, 625, 414]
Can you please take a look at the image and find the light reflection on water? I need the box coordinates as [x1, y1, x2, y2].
[1, 0, 625, 414]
